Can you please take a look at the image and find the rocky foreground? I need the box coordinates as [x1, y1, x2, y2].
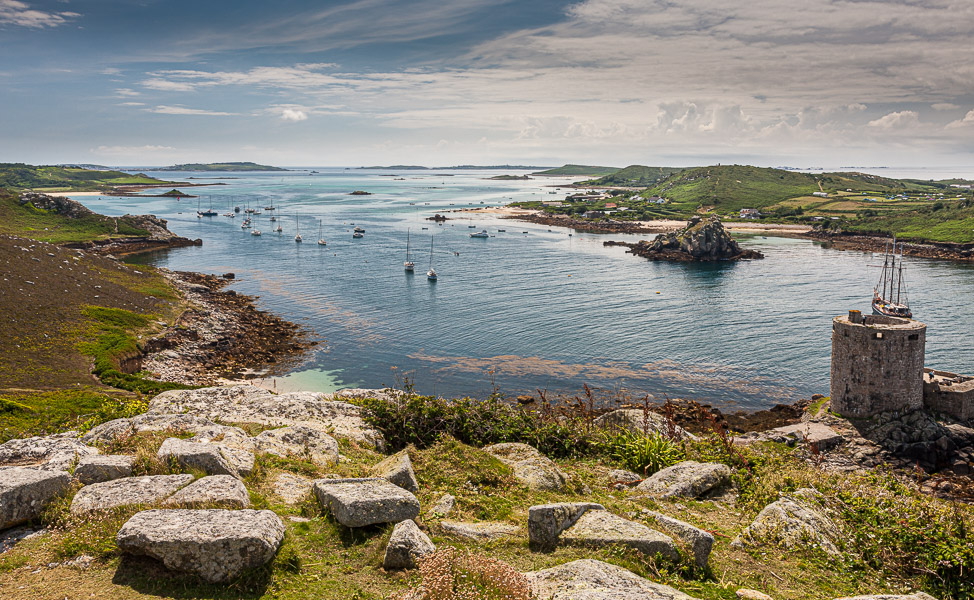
[0, 385, 960, 599]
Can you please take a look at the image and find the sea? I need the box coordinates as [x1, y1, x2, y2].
[68, 167, 974, 411]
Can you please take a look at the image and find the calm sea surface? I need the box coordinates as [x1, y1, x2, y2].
[71, 168, 974, 410]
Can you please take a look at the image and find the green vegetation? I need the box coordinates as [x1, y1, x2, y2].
[840, 199, 974, 244]
[0, 163, 170, 192]
[156, 162, 288, 172]
[0, 189, 152, 243]
[76, 305, 190, 395]
[604, 430, 684, 476]
[531, 164, 620, 177]
[0, 389, 147, 443]
[582, 165, 684, 187]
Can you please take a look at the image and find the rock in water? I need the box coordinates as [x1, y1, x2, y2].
[383, 520, 435, 569]
[0, 467, 72, 529]
[116, 509, 284, 582]
[626, 216, 763, 262]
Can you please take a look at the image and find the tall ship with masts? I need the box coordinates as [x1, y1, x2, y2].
[872, 237, 912, 318]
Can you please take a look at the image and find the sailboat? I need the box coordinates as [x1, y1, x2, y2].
[404, 229, 415, 272]
[198, 196, 217, 217]
[872, 237, 912, 318]
[317, 220, 327, 246]
[294, 215, 302, 242]
[427, 235, 437, 281]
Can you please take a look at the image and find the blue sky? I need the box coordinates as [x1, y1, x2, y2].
[1, 0, 973, 168]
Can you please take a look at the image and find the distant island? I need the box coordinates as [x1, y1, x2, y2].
[155, 162, 288, 172]
[531, 164, 620, 176]
[0, 162, 174, 192]
[359, 164, 551, 170]
[489, 175, 532, 181]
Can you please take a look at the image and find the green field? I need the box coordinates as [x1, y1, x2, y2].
[0, 190, 152, 243]
[0, 163, 170, 192]
[581, 165, 685, 187]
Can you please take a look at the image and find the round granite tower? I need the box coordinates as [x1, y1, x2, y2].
[830, 310, 926, 418]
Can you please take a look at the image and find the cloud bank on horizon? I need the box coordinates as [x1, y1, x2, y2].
[1, 0, 972, 169]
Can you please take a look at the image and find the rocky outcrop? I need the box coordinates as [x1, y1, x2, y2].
[439, 520, 520, 541]
[371, 450, 419, 493]
[254, 426, 340, 466]
[428, 493, 455, 517]
[272, 472, 313, 505]
[608, 469, 643, 489]
[157, 438, 242, 478]
[70, 474, 194, 514]
[313, 478, 420, 528]
[164, 475, 250, 508]
[383, 519, 435, 570]
[642, 510, 714, 568]
[74, 454, 134, 485]
[528, 502, 606, 550]
[0, 467, 72, 529]
[634, 461, 732, 499]
[0, 433, 99, 471]
[147, 386, 385, 449]
[116, 509, 285, 583]
[733, 490, 842, 555]
[82, 414, 223, 445]
[483, 443, 568, 491]
[525, 558, 697, 600]
[623, 216, 764, 262]
[559, 510, 680, 561]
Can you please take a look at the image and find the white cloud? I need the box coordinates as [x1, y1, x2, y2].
[867, 111, 920, 129]
[142, 78, 196, 92]
[147, 105, 236, 116]
[0, 0, 79, 28]
[117, 102, 145, 106]
[280, 108, 308, 122]
[92, 144, 177, 155]
[115, 88, 140, 97]
[946, 109, 974, 129]
[932, 103, 960, 111]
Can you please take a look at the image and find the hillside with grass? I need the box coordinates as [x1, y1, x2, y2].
[582, 165, 685, 186]
[0, 163, 170, 192]
[0, 190, 158, 244]
[532, 164, 620, 176]
[155, 162, 288, 172]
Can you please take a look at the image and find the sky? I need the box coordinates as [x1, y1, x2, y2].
[1, 0, 973, 169]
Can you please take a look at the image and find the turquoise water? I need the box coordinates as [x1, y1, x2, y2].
[73, 169, 974, 410]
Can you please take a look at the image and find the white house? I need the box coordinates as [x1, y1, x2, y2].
[739, 208, 761, 219]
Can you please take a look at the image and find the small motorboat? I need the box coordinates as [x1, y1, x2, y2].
[469, 230, 489, 238]
[251, 229, 262, 236]
[353, 231, 364, 238]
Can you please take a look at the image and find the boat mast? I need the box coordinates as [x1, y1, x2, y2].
[429, 235, 434, 269]
[878, 238, 890, 299]
[406, 229, 411, 261]
[896, 242, 904, 305]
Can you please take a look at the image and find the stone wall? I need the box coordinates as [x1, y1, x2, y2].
[923, 369, 974, 421]
[830, 311, 926, 418]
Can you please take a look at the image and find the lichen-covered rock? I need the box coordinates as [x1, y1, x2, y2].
[607, 469, 643, 489]
[81, 414, 222, 445]
[594, 410, 694, 441]
[146, 386, 384, 449]
[528, 502, 606, 550]
[483, 443, 568, 491]
[634, 461, 731, 499]
[156, 438, 240, 478]
[525, 558, 697, 599]
[0, 467, 71, 529]
[371, 450, 419, 493]
[254, 426, 339, 466]
[832, 595, 936, 600]
[164, 475, 250, 508]
[0, 433, 99, 472]
[383, 519, 435, 569]
[272, 472, 313, 505]
[733, 492, 842, 555]
[70, 474, 194, 514]
[428, 493, 455, 517]
[439, 520, 520, 541]
[74, 454, 134, 485]
[736, 590, 774, 600]
[642, 510, 714, 568]
[116, 509, 284, 583]
[313, 477, 419, 528]
[559, 510, 679, 561]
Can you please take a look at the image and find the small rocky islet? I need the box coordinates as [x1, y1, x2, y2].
[606, 215, 765, 262]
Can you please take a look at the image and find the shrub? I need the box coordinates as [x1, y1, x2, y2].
[604, 429, 684, 476]
[360, 394, 600, 459]
[392, 547, 532, 600]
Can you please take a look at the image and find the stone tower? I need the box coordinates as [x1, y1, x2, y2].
[830, 310, 926, 418]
